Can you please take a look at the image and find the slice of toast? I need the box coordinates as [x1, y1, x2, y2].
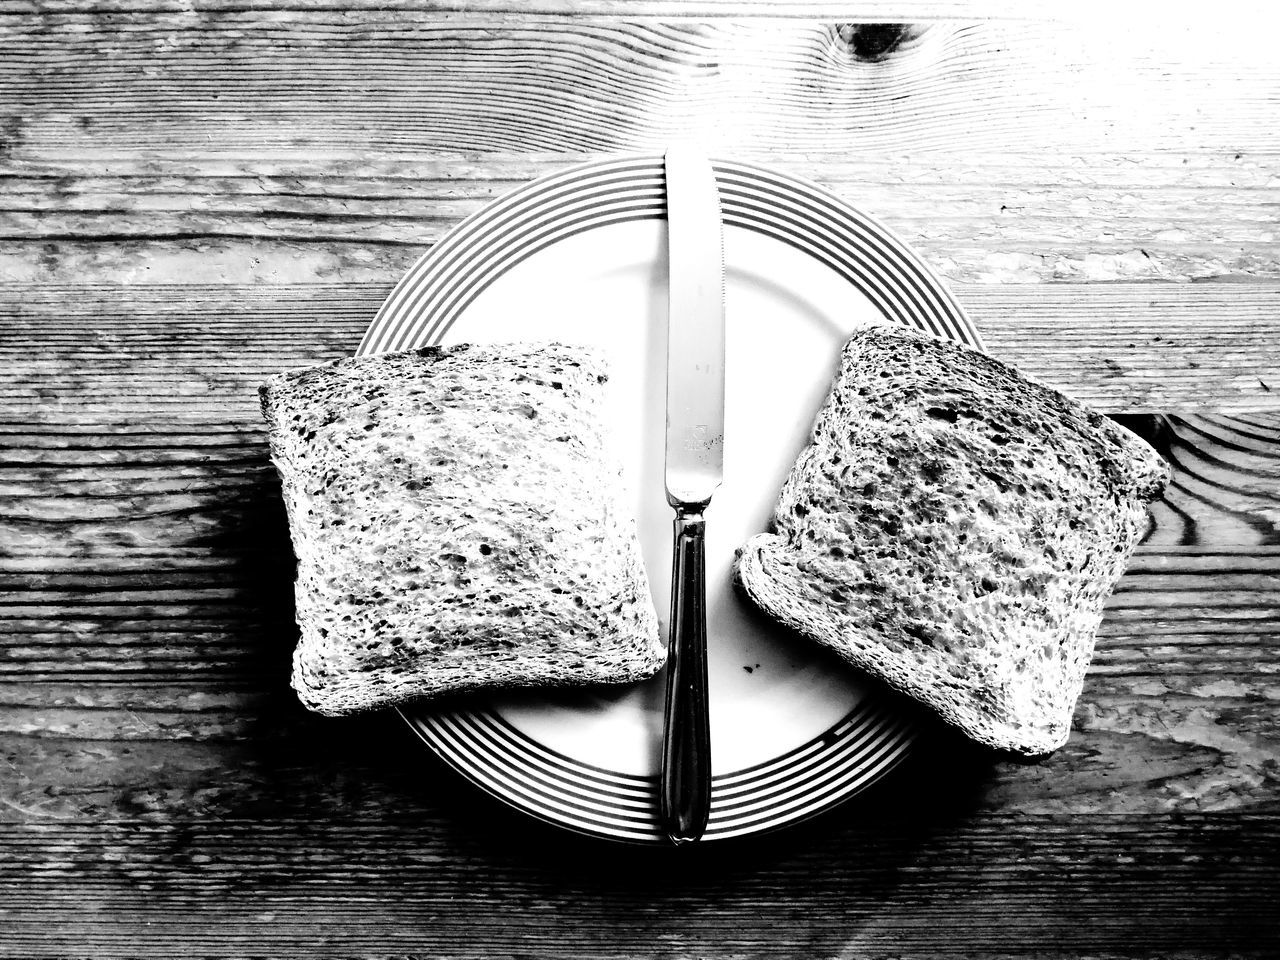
[261, 342, 663, 716]
[733, 325, 1169, 756]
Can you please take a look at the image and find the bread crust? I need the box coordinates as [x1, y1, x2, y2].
[733, 325, 1169, 756]
[261, 342, 663, 716]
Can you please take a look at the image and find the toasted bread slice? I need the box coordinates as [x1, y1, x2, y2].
[733, 325, 1168, 756]
[261, 342, 662, 716]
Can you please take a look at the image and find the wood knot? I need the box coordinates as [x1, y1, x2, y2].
[836, 23, 918, 62]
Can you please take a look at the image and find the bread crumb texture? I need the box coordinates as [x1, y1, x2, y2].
[733, 325, 1170, 756]
[260, 342, 663, 716]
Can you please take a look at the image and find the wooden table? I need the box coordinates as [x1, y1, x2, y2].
[3, 6, 1278, 958]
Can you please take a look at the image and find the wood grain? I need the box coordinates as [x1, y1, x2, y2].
[1, 272, 1276, 825]
[3, 15, 1277, 159]
[5, 11, 1277, 287]
[1, 647, 1279, 955]
[0, 1, 1045, 17]
[3, 6, 1279, 957]
[0, 810, 1276, 958]
[0, 282, 1276, 415]
[3, 153, 1278, 284]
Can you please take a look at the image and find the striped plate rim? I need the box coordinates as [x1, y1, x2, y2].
[360, 155, 981, 843]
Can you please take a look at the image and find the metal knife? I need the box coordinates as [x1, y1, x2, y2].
[660, 145, 725, 846]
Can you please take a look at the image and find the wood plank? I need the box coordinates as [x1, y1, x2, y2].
[0, 807, 1275, 958]
[0, 1, 1045, 17]
[0, 548, 1275, 669]
[3, 16, 1277, 162]
[0, 282, 1276, 413]
[1, 619, 1277, 815]
[13, 1, 1253, 18]
[2, 154, 1277, 284]
[2, 15, 1277, 290]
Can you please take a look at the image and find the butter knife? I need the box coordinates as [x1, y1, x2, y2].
[660, 145, 725, 845]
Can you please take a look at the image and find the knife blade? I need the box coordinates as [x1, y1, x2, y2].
[660, 144, 725, 845]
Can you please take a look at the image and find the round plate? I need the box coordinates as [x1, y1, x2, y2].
[359, 155, 981, 843]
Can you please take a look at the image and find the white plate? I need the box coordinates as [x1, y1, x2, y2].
[359, 156, 981, 842]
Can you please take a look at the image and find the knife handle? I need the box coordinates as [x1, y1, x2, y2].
[660, 508, 712, 845]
